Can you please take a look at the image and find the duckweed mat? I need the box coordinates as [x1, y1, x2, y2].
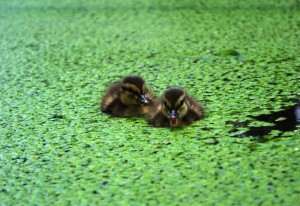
[1, 0, 300, 205]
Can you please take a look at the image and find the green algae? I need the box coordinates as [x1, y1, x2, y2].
[1, 0, 300, 205]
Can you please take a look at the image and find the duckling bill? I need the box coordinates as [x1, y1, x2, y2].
[100, 76, 155, 117]
[147, 88, 204, 127]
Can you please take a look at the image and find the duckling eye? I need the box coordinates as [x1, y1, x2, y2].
[163, 102, 171, 111]
[177, 99, 185, 109]
[122, 87, 138, 95]
[127, 88, 134, 93]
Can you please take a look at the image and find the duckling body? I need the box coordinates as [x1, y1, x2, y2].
[147, 88, 204, 127]
[100, 76, 155, 117]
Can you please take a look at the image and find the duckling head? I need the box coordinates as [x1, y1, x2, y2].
[162, 88, 188, 127]
[120, 76, 150, 105]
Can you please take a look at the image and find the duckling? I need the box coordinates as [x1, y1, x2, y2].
[147, 88, 204, 127]
[100, 76, 155, 117]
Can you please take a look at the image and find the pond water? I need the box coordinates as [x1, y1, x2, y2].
[1, 0, 299, 205]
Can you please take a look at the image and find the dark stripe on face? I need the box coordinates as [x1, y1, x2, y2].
[176, 98, 185, 110]
[121, 86, 140, 96]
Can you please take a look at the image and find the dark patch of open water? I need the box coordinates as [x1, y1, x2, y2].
[229, 99, 299, 141]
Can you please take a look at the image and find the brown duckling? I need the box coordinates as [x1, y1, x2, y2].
[100, 76, 155, 117]
[147, 88, 204, 127]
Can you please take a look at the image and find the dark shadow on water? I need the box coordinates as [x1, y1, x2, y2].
[229, 99, 300, 142]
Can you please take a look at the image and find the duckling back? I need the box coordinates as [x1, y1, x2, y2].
[100, 83, 124, 116]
